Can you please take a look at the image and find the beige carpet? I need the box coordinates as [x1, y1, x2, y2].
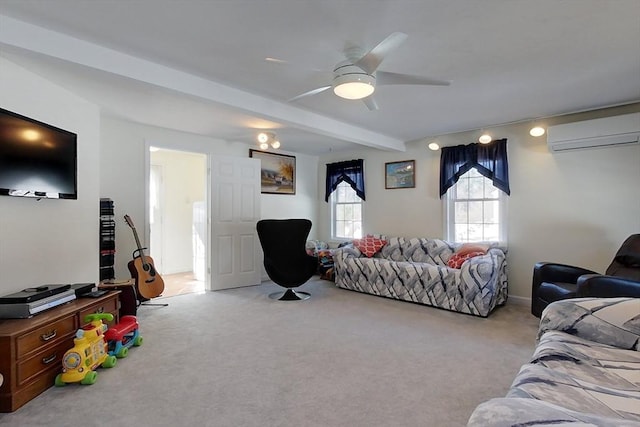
[0, 278, 539, 427]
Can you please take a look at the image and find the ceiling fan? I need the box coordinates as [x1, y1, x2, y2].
[287, 32, 451, 111]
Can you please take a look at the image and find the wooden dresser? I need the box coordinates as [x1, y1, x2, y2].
[0, 291, 120, 412]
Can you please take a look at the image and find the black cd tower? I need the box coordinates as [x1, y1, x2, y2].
[99, 198, 116, 281]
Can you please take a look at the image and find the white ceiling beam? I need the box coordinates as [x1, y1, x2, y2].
[0, 15, 405, 152]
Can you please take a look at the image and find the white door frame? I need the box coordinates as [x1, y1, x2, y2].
[144, 140, 211, 291]
[149, 163, 165, 273]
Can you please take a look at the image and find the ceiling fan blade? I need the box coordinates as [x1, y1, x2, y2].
[264, 56, 289, 64]
[362, 95, 379, 111]
[288, 86, 332, 102]
[355, 32, 408, 74]
[265, 57, 330, 75]
[376, 71, 451, 86]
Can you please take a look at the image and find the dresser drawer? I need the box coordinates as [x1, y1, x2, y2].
[78, 297, 118, 327]
[16, 315, 76, 358]
[17, 340, 71, 386]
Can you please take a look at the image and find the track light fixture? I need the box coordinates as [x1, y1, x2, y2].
[256, 132, 281, 150]
[257, 132, 270, 143]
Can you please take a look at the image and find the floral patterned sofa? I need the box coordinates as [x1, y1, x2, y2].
[333, 236, 508, 317]
[468, 297, 640, 426]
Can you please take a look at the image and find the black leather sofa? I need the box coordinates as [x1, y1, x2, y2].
[531, 234, 640, 317]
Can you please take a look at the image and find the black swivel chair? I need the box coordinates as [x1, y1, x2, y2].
[256, 219, 318, 301]
[531, 234, 640, 317]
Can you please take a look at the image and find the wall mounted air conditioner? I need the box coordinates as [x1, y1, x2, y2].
[547, 112, 640, 153]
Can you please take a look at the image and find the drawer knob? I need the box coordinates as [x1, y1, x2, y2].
[40, 330, 57, 342]
[42, 353, 57, 365]
[95, 307, 104, 314]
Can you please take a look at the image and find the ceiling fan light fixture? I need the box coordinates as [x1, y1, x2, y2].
[271, 140, 281, 149]
[259, 141, 269, 150]
[333, 69, 376, 100]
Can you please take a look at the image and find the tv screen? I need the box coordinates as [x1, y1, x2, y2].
[0, 107, 77, 199]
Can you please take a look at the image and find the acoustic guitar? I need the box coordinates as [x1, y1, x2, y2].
[124, 214, 165, 300]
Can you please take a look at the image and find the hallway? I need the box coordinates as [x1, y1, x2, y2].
[160, 272, 205, 298]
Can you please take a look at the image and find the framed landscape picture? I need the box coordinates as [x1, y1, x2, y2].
[385, 160, 415, 189]
[249, 149, 296, 194]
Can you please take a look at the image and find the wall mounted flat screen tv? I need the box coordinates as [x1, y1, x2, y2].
[0, 107, 77, 199]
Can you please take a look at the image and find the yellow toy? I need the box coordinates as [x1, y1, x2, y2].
[54, 313, 117, 386]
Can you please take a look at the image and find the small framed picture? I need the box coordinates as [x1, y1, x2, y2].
[249, 149, 296, 194]
[385, 160, 415, 189]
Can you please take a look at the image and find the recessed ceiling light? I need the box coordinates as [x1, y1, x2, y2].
[428, 142, 440, 151]
[478, 134, 492, 144]
[529, 126, 546, 137]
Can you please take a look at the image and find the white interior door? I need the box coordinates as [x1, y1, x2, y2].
[210, 156, 261, 290]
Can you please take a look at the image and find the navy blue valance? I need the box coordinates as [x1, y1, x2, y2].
[325, 159, 365, 202]
[439, 138, 510, 198]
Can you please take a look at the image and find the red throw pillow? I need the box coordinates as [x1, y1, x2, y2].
[447, 251, 485, 269]
[456, 243, 489, 256]
[353, 235, 387, 257]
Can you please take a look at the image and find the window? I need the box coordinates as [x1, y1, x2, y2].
[331, 181, 363, 240]
[444, 168, 507, 243]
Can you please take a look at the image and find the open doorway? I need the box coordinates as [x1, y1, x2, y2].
[149, 147, 207, 298]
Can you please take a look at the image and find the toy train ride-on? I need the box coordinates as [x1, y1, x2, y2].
[54, 313, 142, 386]
[55, 313, 117, 386]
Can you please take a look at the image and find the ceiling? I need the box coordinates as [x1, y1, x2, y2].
[1, 0, 639, 155]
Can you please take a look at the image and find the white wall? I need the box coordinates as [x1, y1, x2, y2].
[100, 116, 319, 279]
[317, 148, 443, 241]
[317, 105, 640, 301]
[259, 149, 319, 238]
[0, 57, 101, 294]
